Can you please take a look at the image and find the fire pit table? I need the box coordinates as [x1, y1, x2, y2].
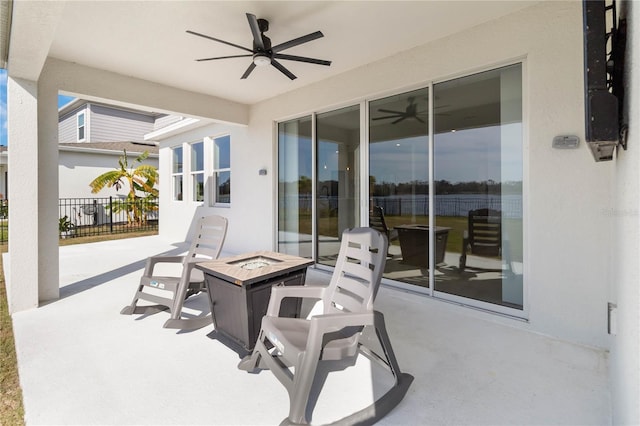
[196, 251, 314, 355]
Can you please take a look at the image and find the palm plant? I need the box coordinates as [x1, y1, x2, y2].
[89, 150, 158, 224]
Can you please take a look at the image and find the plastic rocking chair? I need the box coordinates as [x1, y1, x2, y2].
[120, 215, 228, 330]
[238, 227, 413, 425]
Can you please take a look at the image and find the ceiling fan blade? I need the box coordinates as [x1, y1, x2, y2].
[414, 116, 426, 124]
[196, 54, 252, 62]
[272, 31, 324, 53]
[392, 116, 408, 124]
[271, 59, 297, 80]
[273, 53, 331, 66]
[246, 13, 265, 51]
[186, 30, 253, 53]
[241, 63, 257, 79]
[378, 109, 404, 115]
[372, 115, 403, 121]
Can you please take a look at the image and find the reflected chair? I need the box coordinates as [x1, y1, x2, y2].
[120, 215, 228, 330]
[369, 205, 398, 255]
[459, 208, 507, 271]
[238, 227, 413, 425]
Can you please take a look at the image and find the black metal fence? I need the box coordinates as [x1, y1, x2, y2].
[0, 197, 158, 244]
[284, 194, 523, 219]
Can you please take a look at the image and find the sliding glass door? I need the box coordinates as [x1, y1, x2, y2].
[277, 116, 312, 257]
[369, 88, 430, 287]
[277, 63, 524, 314]
[316, 105, 360, 266]
[433, 64, 523, 310]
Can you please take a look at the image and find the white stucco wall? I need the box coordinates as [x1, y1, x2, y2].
[58, 149, 159, 199]
[159, 1, 613, 349]
[158, 124, 251, 250]
[610, 1, 640, 423]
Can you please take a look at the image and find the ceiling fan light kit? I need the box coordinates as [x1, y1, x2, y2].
[188, 13, 331, 80]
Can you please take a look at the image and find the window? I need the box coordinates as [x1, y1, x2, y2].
[172, 146, 183, 201]
[77, 111, 86, 142]
[191, 141, 204, 202]
[212, 135, 231, 205]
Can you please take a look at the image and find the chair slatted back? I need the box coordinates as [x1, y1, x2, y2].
[468, 208, 501, 256]
[187, 215, 228, 261]
[325, 227, 388, 315]
[369, 206, 391, 238]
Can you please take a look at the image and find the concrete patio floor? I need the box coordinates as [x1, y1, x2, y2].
[8, 235, 610, 425]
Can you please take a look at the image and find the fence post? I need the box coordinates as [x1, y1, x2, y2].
[109, 196, 113, 233]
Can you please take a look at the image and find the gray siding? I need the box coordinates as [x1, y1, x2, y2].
[153, 114, 182, 131]
[58, 105, 88, 143]
[88, 104, 155, 142]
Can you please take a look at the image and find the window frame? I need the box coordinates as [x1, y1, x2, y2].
[211, 134, 231, 206]
[190, 141, 205, 203]
[171, 145, 183, 202]
[76, 110, 86, 142]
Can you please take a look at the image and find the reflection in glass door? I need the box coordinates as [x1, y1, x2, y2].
[433, 64, 523, 310]
[277, 116, 312, 257]
[316, 106, 360, 266]
[369, 88, 430, 286]
[277, 63, 523, 314]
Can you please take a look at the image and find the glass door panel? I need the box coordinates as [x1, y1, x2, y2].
[277, 116, 313, 257]
[433, 64, 523, 310]
[369, 88, 429, 287]
[316, 105, 360, 266]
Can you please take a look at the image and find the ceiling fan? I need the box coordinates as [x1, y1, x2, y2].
[187, 13, 331, 80]
[373, 97, 427, 124]
[373, 97, 450, 124]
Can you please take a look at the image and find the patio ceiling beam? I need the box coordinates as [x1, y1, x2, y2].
[43, 58, 249, 126]
[6, 0, 65, 81]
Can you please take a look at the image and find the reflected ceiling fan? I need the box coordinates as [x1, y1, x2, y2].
[373, 97, 450, 124]
[187, 13, 331, 80]
[373, 97, 427, 124]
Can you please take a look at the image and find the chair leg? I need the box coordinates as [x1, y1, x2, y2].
[287, 342, 322, 425]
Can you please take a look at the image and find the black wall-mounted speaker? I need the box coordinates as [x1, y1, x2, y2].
[583, 0, 620, 161]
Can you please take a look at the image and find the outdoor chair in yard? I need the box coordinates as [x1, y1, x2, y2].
[239, 227, 413, 425]
[369, 205, 398, 256]
[459, 208, 511, 272]
[121, 215, 228, 330]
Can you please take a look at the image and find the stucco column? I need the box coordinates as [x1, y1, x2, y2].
[37, 74, 60, 303]
[6, 75, 59, 313]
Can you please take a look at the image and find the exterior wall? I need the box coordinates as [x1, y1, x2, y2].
[158, 124, 249, 247]
[58, 149, 159, 199]
[58, 105, 85, 143]
[610, 1, 640, 423]
[59, 102, 158, 143]
[88, 104, 155, 142]
[159, 2, 613, 350]
[153, 114, 182, 131]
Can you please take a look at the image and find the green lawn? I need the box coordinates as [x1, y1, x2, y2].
[282, 213, 523, 261]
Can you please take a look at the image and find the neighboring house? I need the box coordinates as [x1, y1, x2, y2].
[2, 2, 639, 424]
[57, 99, 161, 198]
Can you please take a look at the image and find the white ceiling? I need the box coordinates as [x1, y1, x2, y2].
[46, 1, 539, 105]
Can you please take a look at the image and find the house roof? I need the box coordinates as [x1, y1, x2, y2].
[58, 141, 159, 156]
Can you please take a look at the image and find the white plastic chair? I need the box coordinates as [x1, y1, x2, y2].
[239, 227, 413, 425]
[120, 215, 228, 330]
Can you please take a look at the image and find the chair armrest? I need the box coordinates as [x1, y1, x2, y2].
[304, 312, 375, 354]
[310, 312, 375, 330]
[266, 285, 327, 317]
[144, 255, 186, 276]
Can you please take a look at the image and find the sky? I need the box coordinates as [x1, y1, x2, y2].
[0, 68, 75, 146]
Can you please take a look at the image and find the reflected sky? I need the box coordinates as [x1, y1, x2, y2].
[369, 123, 522, 185]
